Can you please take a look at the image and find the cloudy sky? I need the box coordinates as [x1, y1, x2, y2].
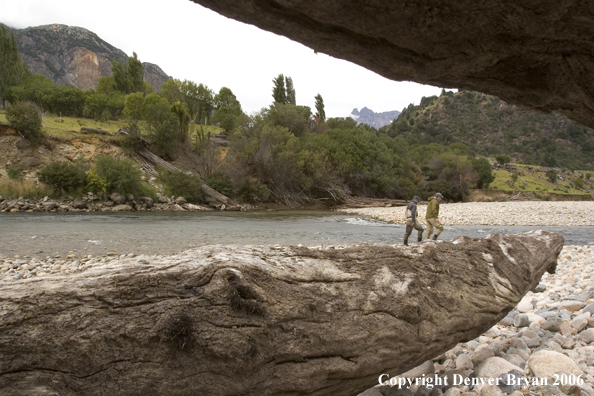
[0, 0, 446, 118]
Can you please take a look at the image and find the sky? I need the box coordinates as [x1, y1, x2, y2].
[0, 0, 446, 118]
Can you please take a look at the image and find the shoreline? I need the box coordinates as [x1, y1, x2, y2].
[338, 201, 594, 227]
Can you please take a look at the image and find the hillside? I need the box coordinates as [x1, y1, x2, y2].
[2, 23, 170, 91]
[349, 107, 400, 129]
[380, 90, 594, 170]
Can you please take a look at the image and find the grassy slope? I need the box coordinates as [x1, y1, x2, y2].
[490, 164, 594, 195]
[0, 110, 222, 142]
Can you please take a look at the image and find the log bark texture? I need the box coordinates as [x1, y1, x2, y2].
[190, 0, 594, 131]
[0, 231, 563, 396]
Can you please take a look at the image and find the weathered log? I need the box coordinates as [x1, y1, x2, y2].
[0, 231, 563, 395]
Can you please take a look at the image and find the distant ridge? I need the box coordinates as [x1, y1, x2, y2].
[349, 107, 401, 129]
[2, 23, 170, 91]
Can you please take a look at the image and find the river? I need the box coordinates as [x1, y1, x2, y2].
[1, 210, 593, 258]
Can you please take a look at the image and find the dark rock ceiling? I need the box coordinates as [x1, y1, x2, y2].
[191, 0, 594, 130]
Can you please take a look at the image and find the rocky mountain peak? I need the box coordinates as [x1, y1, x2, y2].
[3, 22, 170, 91]
[349, 107, 401, 129]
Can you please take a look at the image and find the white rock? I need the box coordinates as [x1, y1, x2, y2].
[528, 350, 581, 377]
[517, 296, 533, 313]
[476, 357, 526, 379]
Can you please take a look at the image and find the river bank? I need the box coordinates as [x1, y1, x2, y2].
[338, 201, 594, 227]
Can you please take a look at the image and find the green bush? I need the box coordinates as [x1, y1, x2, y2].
[158, 170, 205, 203]
[238, 177, 270, 203]
[85, 169, 109, 197]
[495, 154, 511, 165]
[546, 169, 558, 183]
[94, 155, 144, 195]
[206, 173, 234, 196]
[37, 162, 88, 192]
[5, 101, 43, 142]
[6, 164, 25, 181]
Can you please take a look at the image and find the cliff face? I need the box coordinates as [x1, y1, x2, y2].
[7, 24, 170, 91]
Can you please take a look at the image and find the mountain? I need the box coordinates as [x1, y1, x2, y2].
[349, 107, 400, 129]
[380, 90, 594, 170]
[2, 23, 170, 91]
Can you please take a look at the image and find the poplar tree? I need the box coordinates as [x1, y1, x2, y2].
[272, 74, 286, 104]
[314, 93, 326, 122]
[111, 52, 144, 94]
[285, 76, 296, 105]
[0, 24, 31, 105]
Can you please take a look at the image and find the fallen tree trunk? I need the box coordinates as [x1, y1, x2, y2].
[0, 232, 563, 396]
[135, 148, 239, 207]
[80, 127, 111, 135]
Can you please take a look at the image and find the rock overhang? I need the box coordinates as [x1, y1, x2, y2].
[190, 0, 594, 129]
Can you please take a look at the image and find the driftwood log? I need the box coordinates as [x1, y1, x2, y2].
[0, 231, 563, 395]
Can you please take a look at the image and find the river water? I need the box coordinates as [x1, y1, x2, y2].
[1, 210, 593, 258]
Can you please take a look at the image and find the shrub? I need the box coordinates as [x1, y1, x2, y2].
[495, 154, 511, 165]
[5, 101, 43, 142]
[37, 161, 88, 192]
[205, 173, 234, 196]
[6, 164, 25, 181]
[85, 169, 109, 197]
[158, 170, 205, 203]
[237, 177, 270, 203]
[94, 155, 144, 195]
[546, 169, 558, 183]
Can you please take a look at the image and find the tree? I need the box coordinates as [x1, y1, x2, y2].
[472, 157, 495, 189]
[126, 52, 144, 94]
[111, 59, 129, 94]
[0, 24, 31, 106]
[272, 74, 286, 104]
[212, 87, 243, 132]
[5, 101, 43, 142]
[314, 94, 326, 122]
[265, 103, 312, 137]
[285, 76, 296, 105]
[143, 93, 178, 157]
[170, 100, 191, 143]
[111, 52, 145, 94]
[123, 92, 146, 121]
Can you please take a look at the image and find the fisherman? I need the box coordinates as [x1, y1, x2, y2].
[425, 192, 444, 240]
[403, 196, 423, 245]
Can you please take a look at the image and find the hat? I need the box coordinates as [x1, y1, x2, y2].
[413, 196, 420, 201]
[435, 193, 444, 198]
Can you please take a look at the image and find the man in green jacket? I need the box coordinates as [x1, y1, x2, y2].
[425, 192, 444, 240]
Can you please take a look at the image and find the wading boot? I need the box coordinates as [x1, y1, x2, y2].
[403, 235, 409, 246]
[432, 234, 438, 240]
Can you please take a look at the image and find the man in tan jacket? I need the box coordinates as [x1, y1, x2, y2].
[425, 192, 444, 240]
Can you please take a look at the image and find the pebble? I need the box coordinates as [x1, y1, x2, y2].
[367, 244, 594, 396]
